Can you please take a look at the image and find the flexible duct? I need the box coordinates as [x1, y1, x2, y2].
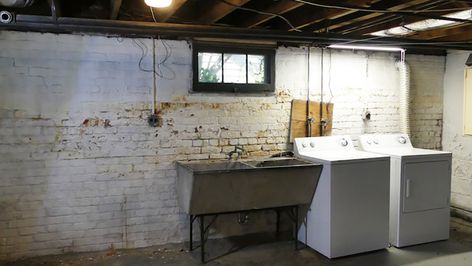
[397, 60, 411, 135]
[0, 0, 35, 7]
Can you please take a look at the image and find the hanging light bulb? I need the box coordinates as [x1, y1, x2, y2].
[144, 0, 173, 8]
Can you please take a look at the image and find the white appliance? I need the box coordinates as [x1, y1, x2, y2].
[294, 136, 390, 258]
[359, 134, 452, 247]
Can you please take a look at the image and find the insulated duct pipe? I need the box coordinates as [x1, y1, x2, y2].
[0, 0, 36, 7]
[397, 60, 411, 135]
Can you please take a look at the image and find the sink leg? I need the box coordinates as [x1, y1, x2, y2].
[189, 215, 193, 251]
[200, 215, 205, 263]
[276, 210, 280, 239]
[294, 206, 299, 250]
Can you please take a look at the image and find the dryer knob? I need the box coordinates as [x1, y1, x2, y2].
[366, 140, 372, 145]
[398, 136, 407, 144]
[340, 138, 349, 147]
[310, 142, 315, 148]
[301, 142, 307, 148]
[373, 139, 379, 144]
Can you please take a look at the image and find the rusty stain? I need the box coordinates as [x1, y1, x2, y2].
[104, 119, 112, 128]
[276, 89, 291, 103]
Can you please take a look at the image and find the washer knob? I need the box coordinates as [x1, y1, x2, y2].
[310, 142, 315, 148]
[340, 138, 349, 147]
[398, 136, 407, 144]
[301, 142, 307, 148]
[373, 139, 379, 144]
[366, 140, 372, 145]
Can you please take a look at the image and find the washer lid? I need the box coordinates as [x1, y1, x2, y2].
[297, 150, 389, 164]
[359, 133, 451, 157]
[365, 147, 451, 157]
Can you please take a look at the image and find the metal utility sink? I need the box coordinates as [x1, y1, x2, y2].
[176, 158, 322, 215]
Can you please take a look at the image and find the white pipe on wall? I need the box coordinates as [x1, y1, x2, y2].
[397, 60, 411, 135]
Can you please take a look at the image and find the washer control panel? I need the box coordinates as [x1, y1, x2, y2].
[294, 135, 355, 155]
[359, 133, 412, 151]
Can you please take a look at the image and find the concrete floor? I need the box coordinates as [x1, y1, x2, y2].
[2, 217, 472, 266]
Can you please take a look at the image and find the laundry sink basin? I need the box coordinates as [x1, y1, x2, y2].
[244, 158, 310, 168]
[176, 158, 323, 215]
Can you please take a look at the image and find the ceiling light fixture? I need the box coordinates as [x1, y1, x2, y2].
[144, 0, 172, 8]
[328, 44, 405, 52]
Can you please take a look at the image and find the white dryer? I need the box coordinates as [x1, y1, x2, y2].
[294, 136, 390, 258]
[359, 134, 452, 247]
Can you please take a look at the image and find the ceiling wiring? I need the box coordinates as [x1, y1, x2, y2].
[217, 0, 301, 31]
[294, 0, 472, 14]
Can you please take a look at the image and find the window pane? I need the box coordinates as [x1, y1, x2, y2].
[248, 55, 265, 84]
[223, 54, 246, 84]
[198, 52, 222, 83]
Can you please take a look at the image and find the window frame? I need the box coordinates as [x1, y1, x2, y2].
[192, 42, 276, 93]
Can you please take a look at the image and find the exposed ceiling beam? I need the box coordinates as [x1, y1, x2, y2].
[412, 23, 472, 40]
[197, 0, 251, 24]
[306, 0, 434, 32]
[434, 31, 472, 42]
[110, 0, 122, 20]
[153, 0, 188, 22]
[4, 15, 471, 50]
[276, 0, 375, 31]
[237, 0, 304, 28]
[335, 1, 463, 35]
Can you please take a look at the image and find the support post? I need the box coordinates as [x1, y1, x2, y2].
[294, 205, 299, 250]
[189, 215, 193, 251]
[200, 215, 205, 263]
[276, 209, 280, 239]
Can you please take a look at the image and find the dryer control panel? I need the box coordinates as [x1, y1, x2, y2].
[359, 133, 413, 152]
[294, 135, 354, 156]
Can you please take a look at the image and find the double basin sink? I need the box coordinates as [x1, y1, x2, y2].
[176, 158, 323, 215]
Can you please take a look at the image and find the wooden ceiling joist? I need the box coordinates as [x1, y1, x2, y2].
[196, 0, 251, 24]
[334, 1, 465, 35]
[237, 0, 304, 28]
[412, 23, 472, 40]
[306, 0, 435, 33]
[274, 0, 375, 31]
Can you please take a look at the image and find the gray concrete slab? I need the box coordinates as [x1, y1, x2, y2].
[2, 218, 472, 266]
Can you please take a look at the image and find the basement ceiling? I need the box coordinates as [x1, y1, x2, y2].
[1, 0, 472, 48]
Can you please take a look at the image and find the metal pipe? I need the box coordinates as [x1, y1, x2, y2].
[1, 15, 471, 50]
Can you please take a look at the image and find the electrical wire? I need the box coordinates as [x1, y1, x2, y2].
[217, 0, 301, 32]
[294, 0, 472, 14]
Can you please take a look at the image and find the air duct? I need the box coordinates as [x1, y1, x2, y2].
[397, 60, 411, 135]
[0, 0, 35, 7]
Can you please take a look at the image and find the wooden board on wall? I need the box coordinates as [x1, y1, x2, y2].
[289, 99, 334, 142]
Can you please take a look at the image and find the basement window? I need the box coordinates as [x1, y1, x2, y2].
[192, 43, 275, 93]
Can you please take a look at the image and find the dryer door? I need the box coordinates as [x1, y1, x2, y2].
[402, 160, 451, 213]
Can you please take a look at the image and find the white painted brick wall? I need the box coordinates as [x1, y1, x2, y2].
[0, 30, 444, 260]
[442, 50, 472, 213]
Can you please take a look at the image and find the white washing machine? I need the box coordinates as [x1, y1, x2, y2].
[294, 136, 390, 258]
[359, 134, 452, 247]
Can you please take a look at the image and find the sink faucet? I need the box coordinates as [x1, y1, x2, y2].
[227, 146, 246, 160]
